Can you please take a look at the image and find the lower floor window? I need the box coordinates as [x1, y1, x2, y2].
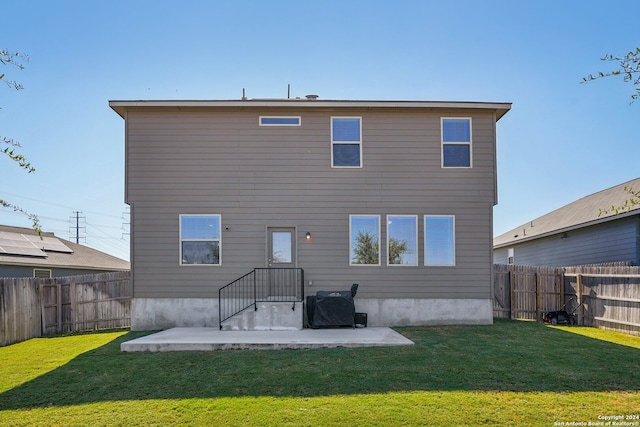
[425, 215, 455, 266]
[350, 215, 380, 265]
[349, 214, 455, 267]
[387, 215, 418, 265]
[180, 215, 221, 265]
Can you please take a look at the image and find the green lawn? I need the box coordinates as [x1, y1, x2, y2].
[1, 320, 639, 426]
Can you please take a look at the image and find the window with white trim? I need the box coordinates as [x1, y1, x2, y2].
[180, 215, 221, 265]
[424, 215, 455, 266]
[387, 215, 418, 266]
[442, 118, 472, 168]
[507, 248, 515, 265]
[259, 116, 301, 126]
[349, 215, 380, 265]
[331, 117, 362, 168]
[34, 269, 52, 278]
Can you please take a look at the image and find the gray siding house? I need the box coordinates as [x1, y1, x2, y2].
[494, 178, 640, 267]
[110, 98, 511, 330]
[0, 225, 130, 277]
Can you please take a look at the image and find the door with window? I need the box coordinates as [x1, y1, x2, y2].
[267, 227, 296, 300]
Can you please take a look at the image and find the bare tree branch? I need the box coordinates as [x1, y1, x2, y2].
[582, 47, 640, 103]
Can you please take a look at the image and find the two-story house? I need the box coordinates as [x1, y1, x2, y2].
[110, 98, 511, 330]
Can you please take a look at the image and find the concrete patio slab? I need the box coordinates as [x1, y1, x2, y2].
[121, 327, 414, 352]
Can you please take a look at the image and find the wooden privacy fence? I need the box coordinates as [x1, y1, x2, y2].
[494, 264, 640, 336]
[1, 271, 130, 346]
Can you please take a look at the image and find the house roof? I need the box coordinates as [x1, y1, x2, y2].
[0, 225, 130, 271]
[109, 99, 512, 121]
[494, 177, 640, 249]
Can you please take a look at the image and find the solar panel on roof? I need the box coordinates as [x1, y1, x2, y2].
[0, 243, 47, 257]
[22, 234, 73, 253]
[0, 231, 29, 242]
[0, 231, 47, 257]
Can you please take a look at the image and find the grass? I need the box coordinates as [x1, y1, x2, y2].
[0, 320, 639, 426]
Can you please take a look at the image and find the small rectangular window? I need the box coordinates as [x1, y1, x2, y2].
[349, 215, 380, 265]
[259, 116, 301, 126]
[507, 248, 515, 265]
[34, 269, 52, 278]
[425, 215, 455, 266]
[332, 117, 362, 167]
[442, 118, 472, 168]
[387, 215, 418, 266]
[180, 215, 221, 265]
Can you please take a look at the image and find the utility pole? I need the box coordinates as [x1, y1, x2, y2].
[69, 211, 86, 243]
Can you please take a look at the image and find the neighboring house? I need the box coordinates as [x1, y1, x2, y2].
[494, 178, 640, 267]
[0, 225, 130, 277]
[110, 98, 511, 330]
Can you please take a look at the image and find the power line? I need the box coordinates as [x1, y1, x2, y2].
[1, 199, 130, 259]
[0, 190, 125, 219]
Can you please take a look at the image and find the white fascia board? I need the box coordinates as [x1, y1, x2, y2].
[109, 100, 512, 120]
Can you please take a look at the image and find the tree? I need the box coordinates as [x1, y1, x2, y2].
[0, 49, 40, 233]
[352, 230, 379, 264]
[583, 48, 639, 216]
[599, 186, 640, 217]
[388, 236, 411, 265]
[582, 47, 640, 103]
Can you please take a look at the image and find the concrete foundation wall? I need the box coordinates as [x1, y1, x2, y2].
[132, 297, 493, 331]
[131, 298, 219, 330]
[355, 298, 493, 326]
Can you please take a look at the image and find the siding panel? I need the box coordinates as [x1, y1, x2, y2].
[495, 217, 639, 267]
[125, 106, 499, 299]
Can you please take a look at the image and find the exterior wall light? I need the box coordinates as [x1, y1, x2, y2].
[305, 232, 311, 240]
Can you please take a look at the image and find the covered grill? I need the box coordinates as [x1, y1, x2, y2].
[306, 284, 360, 328]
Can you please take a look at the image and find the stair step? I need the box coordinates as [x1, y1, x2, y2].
[221, 301, 303, 331]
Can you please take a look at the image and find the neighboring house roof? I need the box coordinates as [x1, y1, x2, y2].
[0, 225, 130, 271]
[109, 99, 512, 121]
[494, 177, 640, 249]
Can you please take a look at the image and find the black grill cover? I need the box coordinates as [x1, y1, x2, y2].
[311, 290, 355, 327]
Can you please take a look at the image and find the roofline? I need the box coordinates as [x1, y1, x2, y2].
[0, 259, 130, 271]
[109, 99, 512, 121]
[493, 210, 640, 249]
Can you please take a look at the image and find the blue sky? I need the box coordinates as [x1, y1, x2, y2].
[1, 0, 638, 261]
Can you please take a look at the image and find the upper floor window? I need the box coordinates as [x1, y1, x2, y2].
[349, 215, 380, 265]
[259, 116, 301, 126]
[442, 118, 472, 168]
[425, 215, 455, 266]
[180, 215, 221, 265]
[331, 117, 362, 168]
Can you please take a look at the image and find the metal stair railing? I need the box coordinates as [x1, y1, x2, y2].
[218, 268, 304, 329]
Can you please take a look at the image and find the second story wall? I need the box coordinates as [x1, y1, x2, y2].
[122, 103, 504, 300]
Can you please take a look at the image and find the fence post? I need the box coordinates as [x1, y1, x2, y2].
[509, 269, 515, 319]
[559, 270, 565, 309]
[70, 281, 76, 332]
[56, 281, 62, 333]
[535, 272, 542, 322]
[39, 283, 46, 336]
[576, 274, 584, 326]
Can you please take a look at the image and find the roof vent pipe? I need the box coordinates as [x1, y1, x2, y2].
[305, 94, 319, 100]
